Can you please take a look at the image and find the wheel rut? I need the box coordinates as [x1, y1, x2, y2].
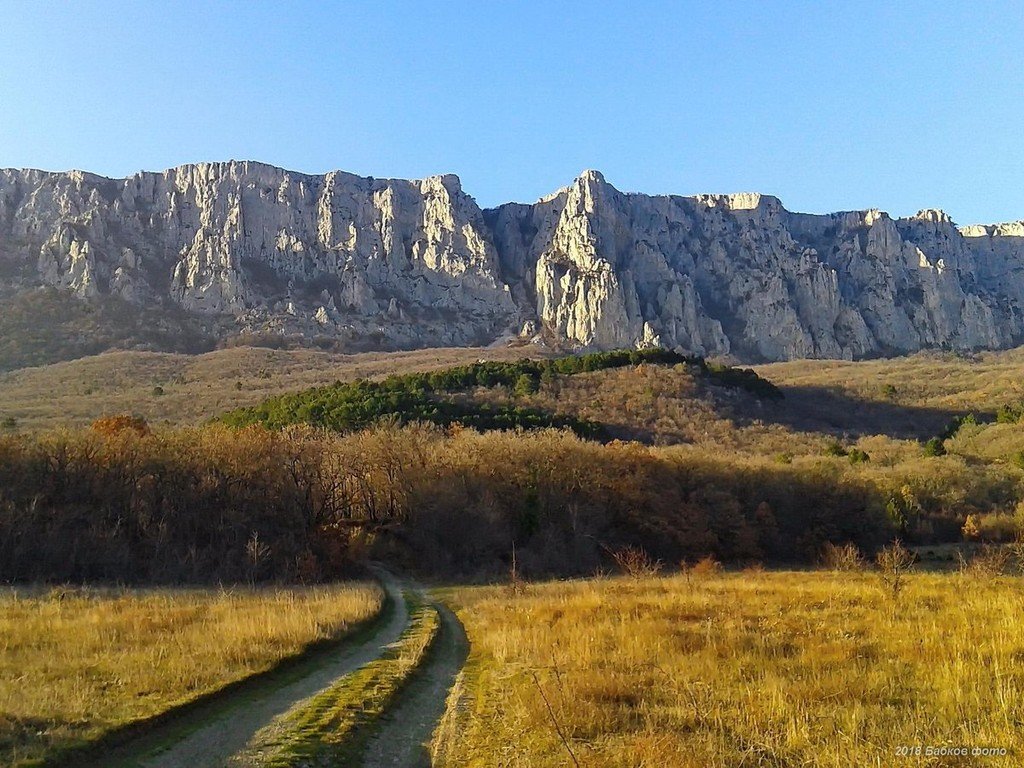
[359, 599, 470, 768]
[102, 568, 410, 768]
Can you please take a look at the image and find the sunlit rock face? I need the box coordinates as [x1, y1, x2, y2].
[1, 162, 518, 349]
[1, 162, 1022, 361]
[487, 172, 1024, 359]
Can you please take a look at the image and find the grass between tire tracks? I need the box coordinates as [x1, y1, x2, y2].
[233, 591, 440, 767]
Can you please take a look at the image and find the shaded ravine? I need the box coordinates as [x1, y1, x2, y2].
[359, 599, 470, 768]
[104, 569, 410, 768]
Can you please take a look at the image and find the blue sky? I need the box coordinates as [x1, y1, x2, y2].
[1, 1, 1022, 223]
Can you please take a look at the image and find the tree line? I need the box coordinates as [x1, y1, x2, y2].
[0, 418, 893, 583]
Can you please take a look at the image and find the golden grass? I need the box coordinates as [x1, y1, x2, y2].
[445, 571, 1024, 767]
[235, 594, 439, 767]
[755, 347, 1024, 414]
[0, 345, 542, 432]
[0, 583, 383, 766]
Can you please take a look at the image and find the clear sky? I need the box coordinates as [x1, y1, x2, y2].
[1, 1, 1022, 224]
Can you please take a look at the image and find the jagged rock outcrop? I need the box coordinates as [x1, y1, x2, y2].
[0, 162, 517, 352]
[1, 161, 1022, 365]
[489, 171, 1024, 359]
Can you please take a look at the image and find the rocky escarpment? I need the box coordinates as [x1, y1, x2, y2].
[489, 171, 1024, 359]
[0, 162, 516, 356]
[1, 161, 1022, 367]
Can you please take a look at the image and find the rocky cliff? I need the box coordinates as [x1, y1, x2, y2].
[1, 161, 1022, 367]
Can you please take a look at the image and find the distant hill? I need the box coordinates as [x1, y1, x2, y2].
[4, 344, 1021, 461]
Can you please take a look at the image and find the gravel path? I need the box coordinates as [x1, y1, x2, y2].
[104, 569, 409, 768]
[359, 599, 470, 768]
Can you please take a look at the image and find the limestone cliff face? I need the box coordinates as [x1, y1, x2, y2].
[490, 171, 1024, 360]
[1, 162, 1022, 363]
[1, 162, 517, 350]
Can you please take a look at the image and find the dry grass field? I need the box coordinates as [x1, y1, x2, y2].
[756, 348, 1024, 417]
[0, 583, 383, 766]
[443, 569, 1024, 767]
[0, 345, 539, 431]
[1, 344, 1021, 442]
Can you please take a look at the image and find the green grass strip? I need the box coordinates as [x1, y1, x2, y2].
[236, 593, 440, 767]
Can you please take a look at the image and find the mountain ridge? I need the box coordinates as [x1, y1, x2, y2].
[1, 161, 1022, 369]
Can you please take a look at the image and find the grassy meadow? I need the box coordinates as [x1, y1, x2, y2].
[0, 583, 383, 766]
[0, 345, 538, 432]
[0, 345, 1022, 764]
[443, 568, 1024, 767]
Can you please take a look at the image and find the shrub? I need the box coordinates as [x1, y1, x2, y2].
[513, 373, 539, 397]
[704, 362, 783, 400]
[1009, 530, 1024, 573]
[0, 421, 897, 583]
[824, 440, 848, 457]
[847, 448, 870, 464]
[821, 542, 865, 571]
[923, 437, 947, 457]
[996, 403, 1023, 424]
[876, 540, 915, 598]
[0, 416, 16, 430]
[885, 485, 921, 537]
[610, 546, 662, 579]
[91, 414, 150, 438]
[958, 544, 1011, 578]
[688, 555, 723, 578]
[962, 511, 1023, 542]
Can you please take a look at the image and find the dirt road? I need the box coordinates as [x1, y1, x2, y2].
[103, 569, 410, 768]
[359, 600, 469, 767]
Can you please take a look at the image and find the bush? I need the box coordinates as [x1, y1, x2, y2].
[0, 416, 16, 430]
[687, 555, 723, 579]
[611, 546, 662, 578]
[847, 448, 870, 464]
[824, 440, 848, 457]
[876, 541, 915, 598]
[958, 544, 1012, 578]
[704, 362, 783, 400]
[996, 403, 1023, 424]
[923, 437, 947, 457]
[885, 485, 921, 537]
[91, 414, 150, 437]
[962, 511, 1024, 543]
[216, 350, 789, 440]
[513, 373, 539, 397]
[0, 422, 895, 583]
[821, 542, 865, 571]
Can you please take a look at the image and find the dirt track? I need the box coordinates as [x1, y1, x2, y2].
[360, 600, 469, 767]
[99, 571, 470, 768]
[105, 570, 409, 768]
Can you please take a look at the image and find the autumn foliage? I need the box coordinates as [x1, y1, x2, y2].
[0, 422, 894, 583]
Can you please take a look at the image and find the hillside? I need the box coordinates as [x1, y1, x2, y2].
[4, 344, 1021, 449]
[2, 346, 1023, 583]
[2, 162, 1023, 368]
[0, 345, 539, 432]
